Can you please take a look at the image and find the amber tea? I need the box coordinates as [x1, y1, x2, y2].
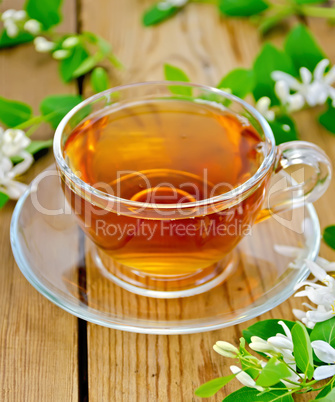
[62, 98, 269, 279]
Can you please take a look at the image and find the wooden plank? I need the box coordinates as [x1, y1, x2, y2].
[80, 2, 335, 401]
[0, 0, 79, 401]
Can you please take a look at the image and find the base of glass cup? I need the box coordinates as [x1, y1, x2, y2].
[90, 245, 238, 299]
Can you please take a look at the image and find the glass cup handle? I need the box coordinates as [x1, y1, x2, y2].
[257, 140, 332, 222]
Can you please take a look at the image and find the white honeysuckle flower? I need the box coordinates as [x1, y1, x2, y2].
[230, 365, 264, 392]
[158, 0, 188, 11]
[255, 96, 275, 121]
[34, 36, 55, 53]
[249, 336, 278, 355]
[0, 129, 30, 157]
[1, 9, 16, 21]
[274, 244, 309, 270]
[313, 59, 335, 107]
[213, 341, 239, 358]
[3, 19, 19, 38]
[62, 36, 80, 49]
[0, 127, 33, 200]
[292, 260, 335, 327]
[52, 49, 71, 60]
[0, 156, 31, 200]
[1, 9, 28, 38]
[24, 19, 41, 35]
[292, 308, 316, 329]
[312, 340, 335, 363]
[314, 365, 335, 381]
[267, 334, 292, 350]
[306, 307, 334, 323]
[250, 321, 296, 374]
[274, 80, 305, 112]
[315, 256, 335, 272]
[303, 260, 335, 286]
[12, 10, 27, 21]
[272, 58, 335, 108]
[311, 341, 335, 380]
[9, 151, 33, 178]
[249, 320, 300, 389]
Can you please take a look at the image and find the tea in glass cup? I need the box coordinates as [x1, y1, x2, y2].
[54, 82, 332, 297]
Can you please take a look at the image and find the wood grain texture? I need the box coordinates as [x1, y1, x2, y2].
[80, 2, 335, 401]
[0, 1, 78, 401]
[2, 0, 335, 401]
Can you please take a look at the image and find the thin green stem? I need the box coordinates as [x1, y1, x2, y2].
[311, 376, 335, 392]
[271, 388, 298, 401]
[26, 123, 41, 137]
[15, 115, 46, 130]
[15, 110, 59, 134]
[191, 0, 218, 4]
[300, 5, 335, 19]
[239, 355, 263, 371]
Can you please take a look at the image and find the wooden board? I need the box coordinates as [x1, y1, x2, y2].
[0, 0, 79, 401]
[80, 1, 335, 401]
[2, 0, 335, 400]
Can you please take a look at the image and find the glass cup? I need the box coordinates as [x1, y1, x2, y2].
[53, 82, 332, 298]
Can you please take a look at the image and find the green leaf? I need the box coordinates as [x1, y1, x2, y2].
[25, 0, 63, 30]
[164, 64, 192, 96]
[311, 317, 335, 349]
[313, 388, 335, 402]
[194, 375, 235, 397]
[284, 24, 325, 74]
[91, 67, 110, 93]
[0, 192, 9, 209]
[319, 103, 335, 134]
[59, 44, 89, 82]
[253, 43, 295, 104]
[315, 380, 335, 399]
[40, 94, 82, 129]
[0, 30, 34, 49]
[219, 0, 269, 17]
[217, 68, 254, 99]
[256, 357, 291, 387]
[0, 96, 32, 127]
[291, 321, 314, 379]
[222, 386, 294, 401]
[143, 4, 180, 26]
[269, 115, 299, 145]
[323, 225, 335, 250]
[243, 319, 300, 344]
[11, 139, 53, 164]
[164, 64, 190, 82]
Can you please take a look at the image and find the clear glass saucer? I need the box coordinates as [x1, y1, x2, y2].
[10, 166, 320, 334]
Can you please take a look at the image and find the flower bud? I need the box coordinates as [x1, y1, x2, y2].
[62, 36, 80, 49]
[34, 37, 55, 52]
[52, 49, 71, 60]
[13, 10, 27, 21]
[24, 19, 41, 35]
[1, 9, 16, 21]
[213, 341, 238, 358]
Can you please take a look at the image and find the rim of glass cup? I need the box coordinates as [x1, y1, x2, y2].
[53, 81, 276, 210]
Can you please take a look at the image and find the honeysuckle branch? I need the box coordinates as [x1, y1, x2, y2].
[196, 254, 335, 400]
[143, 0, 335, 31]
[0, 5, 121, 83]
